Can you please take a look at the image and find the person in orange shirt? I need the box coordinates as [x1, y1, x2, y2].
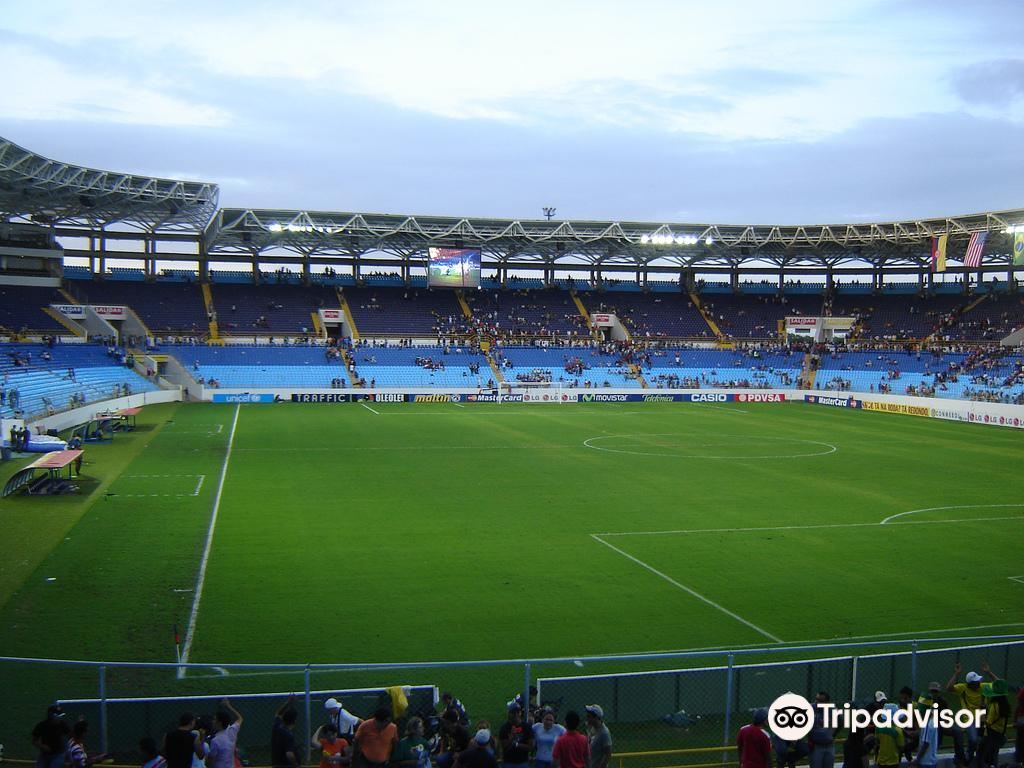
[312, 724, 350, 768]
[353, 708, 398, 768]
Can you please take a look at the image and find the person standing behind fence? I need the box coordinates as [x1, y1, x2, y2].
[140, 737, 167, 768]
[353, 707, 397, 768]
[531, 709, 566, 768]
[583, 706, 611, 768]
[312, 723, 350, 768]
[499, 702, 533, 768]
[208, 699, 244, 768]
[551, 711, 588, 768]
[164, 713, 205, 768]
[325, 699, 362, 742]
[32, 704, 70, 768]
[272, 696, 301, 768]
[737, 709, 771, 768]
[946, 663, 992, 767]
[974, 679, 1010, 768]
[809, 692, 836, 768]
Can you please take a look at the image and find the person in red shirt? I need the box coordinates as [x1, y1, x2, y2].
[737, 709, 772, 768]
[312, 724, 350, 768]
[552, 711, 589, 768]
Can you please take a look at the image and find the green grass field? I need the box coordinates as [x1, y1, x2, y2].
[1, 400, 1022, 758]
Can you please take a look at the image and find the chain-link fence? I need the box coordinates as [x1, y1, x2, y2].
[2, 636, 1021, 768]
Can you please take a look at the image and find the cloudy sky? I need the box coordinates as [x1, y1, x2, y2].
[2, 0, 1023, 224]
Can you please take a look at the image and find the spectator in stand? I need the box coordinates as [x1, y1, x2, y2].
[808, 692, 836, 768]
[912, 696, 940, 768]
[975, 679, 1011, 768]
[392, 717, 429, 768]
[140, 737, 167, 768]
[946, 663, 995, 767]
[872, 703, 904, 768]
[66, 719, 110, 768]
[532, 709, 566, 768]
[312, 723, 350, 768]
[353, 707, 397, 768]
[584, 706, 611, 768]
[163, 713, 204, 768]
[552, 711, 589, 768]
[32, 703, 70, 768]
[208, 699, 244, 768]
[498, 702, 532, 768]
[459, 729, 498, 768]
[437, 709, 471, 768]
[271, 696, 301, 768]
[1014, 682, 1024, 768]
[325, 698, 362, 742]
[737, 708, 771, 768]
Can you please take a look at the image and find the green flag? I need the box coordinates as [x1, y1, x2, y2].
[1015, 232, 1024, 266]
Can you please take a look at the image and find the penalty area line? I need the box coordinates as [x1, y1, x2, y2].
[361, 403, 380, 415]
[590, 534, 784, 644]
[178, 403, 240, 679]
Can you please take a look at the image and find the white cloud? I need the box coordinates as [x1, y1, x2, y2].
[3, 0, 1022, 139]
[0, 44, 230, 128]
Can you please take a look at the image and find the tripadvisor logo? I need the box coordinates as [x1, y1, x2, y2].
[767, 692, 985, 741]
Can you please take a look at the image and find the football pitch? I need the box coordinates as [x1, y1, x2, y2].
[1, 399, 1023, 745]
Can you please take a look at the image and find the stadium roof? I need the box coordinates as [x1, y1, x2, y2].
[0, 137, 219, 234]
[3, 137, 1023, 272]
[206, 207, 1024, 272]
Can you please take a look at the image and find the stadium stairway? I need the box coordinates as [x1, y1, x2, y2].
[485, 348, 506, 385]
[311, 311, 324, 337]
[455, 289, 474, 321]
[801, 352, 818, 388]
[338, 288, 360, 341]
[42, 306, 87, 338]
[688, 289, 727, 343]
[570, 290, 599, 339]
[201, 283, 222, 343]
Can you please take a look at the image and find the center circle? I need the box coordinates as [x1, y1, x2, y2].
[583, 432, 837, 459]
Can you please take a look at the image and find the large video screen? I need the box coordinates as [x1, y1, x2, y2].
[428, 247, 481, 288]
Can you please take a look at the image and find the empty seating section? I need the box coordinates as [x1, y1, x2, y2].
[72, 281, 208, 334]
[0, 285, 68, 332]
[344, 287, 465, 336]
[645, 348, 803, 389]
[170, 344, 346, 388]
[947, 293, 1024, 341]
[831, 294, 964, 340]
[351, 346, 492, 388]
[1, 343, 159, 420]
[701, 294, 822, 338]
[464, 290, 588, 338]
[210, 284, 338, 335]
[588, 293, 711, 338]
[493, 346, 640, 388]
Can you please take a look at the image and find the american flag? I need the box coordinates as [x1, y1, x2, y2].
[964, 231, 987, 268]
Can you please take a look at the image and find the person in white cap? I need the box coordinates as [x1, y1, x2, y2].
[945, 661, 996, 767]
[325, 698, 363, 742]
[584, 706, 612, 768]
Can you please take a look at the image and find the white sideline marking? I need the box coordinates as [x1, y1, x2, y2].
[361, 403, 380, 415]
[192, 475, 205, 496]
[178, 403, 241, 679]
[880, 504, 1024, 525]
[1009, 576, 1024, 585]
[590, 533, 784, 643]
[452, 402, 466, 408]
[598, 514, 1024, 536]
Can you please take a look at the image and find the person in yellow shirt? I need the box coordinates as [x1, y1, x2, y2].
[946, 662, 997, 767]
[975, 679, 1010, 768]
[873, 708, 904, 768]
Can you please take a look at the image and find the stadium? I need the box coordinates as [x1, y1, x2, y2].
[0, 131, 1022, 768]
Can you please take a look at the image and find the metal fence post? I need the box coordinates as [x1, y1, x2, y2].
[910, 641, 918, 693]
[524, 662, 531, 716]
[99, 665, 108, 754]
[851, 656, 859, 704]
[722, 653, 735, 762]
[305, 665, 312, 764]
